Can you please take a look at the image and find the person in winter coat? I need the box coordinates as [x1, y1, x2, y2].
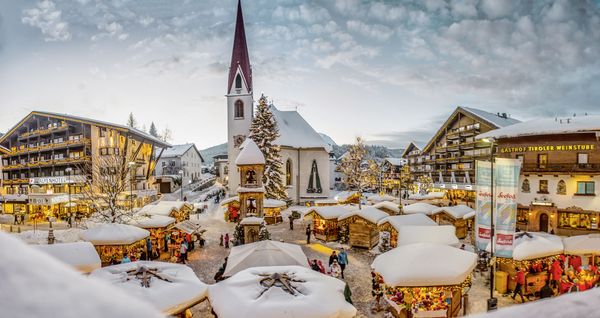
[550, 260, 563, 289]
[317, 260, 326, 274]
[311, 260, 321, 272]
[338, 249, 349, 279]
[512, 267, 526, 303]
[179, 242, 188, 264]
[539, 280, 553, 299]
[329, 251, 338, 267]
[121, 255, 131, 264]
[330, 258, 342, 279]
[224, 233, 230, 248]
[146, 238, 153, 261]
[219, 234, 224, 246]
[289, 215, 294, 230]
[305, 225, 312, 244]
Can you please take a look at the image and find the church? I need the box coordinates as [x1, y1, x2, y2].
[226, 0, 333, 204]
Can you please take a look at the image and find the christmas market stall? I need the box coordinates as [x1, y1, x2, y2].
[80, 223, 149, 265]
[90, 261, 208, 317]
[223, 240, 308, 277]
[372, 243, 477, 318]
[304, 206, 350, 241]
[338, 207, 389, 249]
[368, 194, 397, 205]
[403, 203, 439, 217]
[562, 234, 600, 291]
[129, 214, 176, 259]
[396, 225, 459, 247]
[313, 198, 339, 207]
[377, 214, 438, 248]
[33, 241, 101, 274]
[373, 201, 401, 216]
[209, 265, 357, 318]
[334, 191, 361, 204]
[145, 201, 192, 222]
[430, 205, 475, 239]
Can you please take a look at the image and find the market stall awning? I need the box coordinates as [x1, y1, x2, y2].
[563, 234, 600, 255]
[174, 220, 202, 234]
[224, 240, 308, 277]
[80, 223, 149, 245]
[209, 265, 357, 318]
[372, 243, 477, 286]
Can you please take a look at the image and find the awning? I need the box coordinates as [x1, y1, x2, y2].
[174, 220, 202, 234]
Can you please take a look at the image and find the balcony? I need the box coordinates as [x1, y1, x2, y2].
[435, 146, 447, 152]
[447, 144, 460, 152]
[461, 141, 475, 149]
[447, 157, 460, 163]
[435, 157, 446, 163]
[521, 163, 600, 174]
[446, 131, 460, 140]
[1, 156, 91, 171]
[9, 138, 90, 156]
[19, 122, 69, 140]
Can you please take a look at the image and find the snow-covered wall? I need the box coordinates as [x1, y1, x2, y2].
[281, 148, 331, 203]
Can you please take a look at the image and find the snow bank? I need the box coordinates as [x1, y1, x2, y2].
[396, 225, 459, 246]
[338, 207, 389, 224]
[80, 223, 149, 245]
[224, 240, 308, 276]
[372, 243, 477, 286]
[235, 139, 265, 165]
[33, 242, 101, 273]
[209, 265, 356, 318]
[0, 232, 163, 318]
[403, 202, 439, 215]
[373, 201, 400, 213]
[305, 206, 350, 220]
[91, 261, 208, 315]
[432, 205, 474, 219]
[563, 234, 600, 255]
[377, 214, 437, 230]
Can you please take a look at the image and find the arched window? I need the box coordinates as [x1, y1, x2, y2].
[234, 100, 244, 118]
[557, 180, 566, 195]
[522, 179, 530, 193]
[286, 159, 292, 186]
[307, 160, 322, 194]
[235, 74, 242, 89]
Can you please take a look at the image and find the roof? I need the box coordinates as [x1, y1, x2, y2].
[373, 201, 400, 213]
[563, 234, 600, 255]
[400, 141, 422, 158]
[377, 214, 437, 229]
[160, 143, 204, 162]
[319, 133, 337, 148]
[485, 232, 563, 261]
[130, 214, 176, 228]
[80, 224, 150, 245]
[240, 217, 264, 225]
[367, 194, 397, 203]
[223, 240, 308, 276]
[431, 205, 474, 219]
[304, 206, 349, 220]
[403, 202, 439, 215]
[338, 207, 389, 224]
[32, 242, 101, 274]
[0, 111, 170, 148]
[235, 139, 265, 165]
[478, 115, 600, 140]
[271, 106, 332, 152]
[396, 225, 459, 246]
[228, 0, 252, 93]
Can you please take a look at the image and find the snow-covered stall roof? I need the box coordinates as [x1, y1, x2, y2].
[431, 205, 474, 219]
[235, 139, 265, 165]
[80, 223, 149, 245]
[338, 207, 389, 224]
[240, 217, 265, 225]
[563, 234, 600, 255]
[486, 232, 564, 261]
[377, 214, 437, 230]
[224, 240, 308, 277]
[408, 192, 445, 200]
[90, 261, 208, 316]
[237, 186, 266, 193]
[372, 243, 477, 286]
[155, 200, 189, 211]
[334, 191, 359, 202]
[222, 196, 285, 208]
[396, 225, 459, 246]
[367, 194, 397, 204]
[221, 196, 239, 206]
[0, 232, 163, 318]
[33, 242, 101, 273]
[373, 201, 400, 213]
[271, 106, 333, 152]
[477, 115, 600, 140]
[209, 265, 356, 318]
[304, 206, 350, 220]
[403, 202, 439, 215]
[16, 228, 83, 244]
[130, 214, 175, 229]
[463, 210, 476, 219]
[314, 198, 338, 205]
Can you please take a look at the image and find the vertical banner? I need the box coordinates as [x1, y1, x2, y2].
[493, 158, 521, 258]
[475, 160, 492, 251]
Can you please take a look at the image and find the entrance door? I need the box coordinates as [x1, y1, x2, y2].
[539, 213, 549, 232]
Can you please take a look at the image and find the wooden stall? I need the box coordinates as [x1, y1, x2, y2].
[304, 206, 349, 242]
[80, 223, 150, 265]
[338, 207, 388, 249]
[130, 214, 176, 258]
[373, 201, 401, 216]
[377, 214, 438, 247]
[430, 205, 475, 239]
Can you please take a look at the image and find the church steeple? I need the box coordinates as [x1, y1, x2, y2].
[228, 0, 252, 94]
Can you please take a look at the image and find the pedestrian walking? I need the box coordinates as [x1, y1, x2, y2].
[179, 242, 188, 264]
[338, 248, 349, 279]
[219, 234, 224, 246]
[146, 237, 153, 261]
[224, 233, 230, 248]
[328, 251, 338, 267]
[512, 267, 526, 303]
[305, 225, 312, 244]
[289, 215, 294, 230]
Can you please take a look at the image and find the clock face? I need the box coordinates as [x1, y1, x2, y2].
[234, 135, 246, 148]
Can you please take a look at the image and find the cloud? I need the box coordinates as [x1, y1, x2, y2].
[346, 20, 393, 41]
[272, 3, 331, 24]
[21, 0, 72, 41]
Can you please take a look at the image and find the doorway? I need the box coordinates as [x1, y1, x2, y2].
[539, 213, 549, 232]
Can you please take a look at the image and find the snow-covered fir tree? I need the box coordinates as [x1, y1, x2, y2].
[149, 122, 159, 137]
[126, 112, 137, 129]
[248, 94, 288, 200]
[258, 222, 270, 241]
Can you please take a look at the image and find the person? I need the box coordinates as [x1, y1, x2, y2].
[289, 215, 294, 230]
[550, 259, 563, 289]
[109, 255, 120, 265]
[183, 196, 187, 202]
[460, 244, 466, 250]
[310, 259, 321, 272]
[344, 282, 353, 304]
[540, 279, 553, 299]
[187, 233, 194, 251]
[121, 254, 131, 264]
[146, 237, 153, 261]
[329, 251, 338, 267]
[330, 258, 342, 278]
[224, 233, 230, 248]
[338, 248, 349, 279]
[305, 225, 312, 244]
[219, 234, 224, 246]
[317, 260, 326, 274]
[179, 242, 188, 264]
[512, 267, 526, 303]
[199, 235, 206, 248]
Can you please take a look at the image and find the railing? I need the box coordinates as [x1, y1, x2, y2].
[9, 138, 90, 156]
[2, 156, 90, 170]
[521, 163, 600, 173]
[19, 122, 69, 139]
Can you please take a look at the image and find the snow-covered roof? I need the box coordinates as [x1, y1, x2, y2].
[377, 214, 437, 229]
[159, 143, 203, 161]
[408, 192, 445, 200]
[90, 261, 208, 316]
[373, 201, 401, 213]
[224, 240, 308, 277]
[144, 205, 177, 217]
[237, 186, 266, 193]
[461, 107, 521, 128]
[338, 207, 388, 224]
[396, 225, 459, 246]
[33, 242, 101, 274]
[462, 210, 476, 219]
[235, 139, 265, 165]
[240, 217, 264, 225]
[155, 200, 188, 210]
[334, 191, 358, 202]
[264, 199, 287, 208]
[221, 196, 240, 206]
[486, 232, 564, 261]
[372, 243, 477, 286]
[319, 133, 337, 149]
[130, 214, 175, 228]
[209, 265, 357, 318]
[16, 228, 83, 244]
[271, 106, 332, 152]
[403, 202, 439, 215]
[367, 194, 397, 203]
[478, 115, 600, 140]
[80, 224, 149, 245]
[563, 234, 600, 255]
[305, 206, 350, 220]
[313, 198, 338, 205]
[384, 158, 403, 166]
[431, 205, 474, 219]
[0, 232, 163, 318]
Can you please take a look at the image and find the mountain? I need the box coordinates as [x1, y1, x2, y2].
[200, 142, 227, 165]
[332, 144, 405, 160]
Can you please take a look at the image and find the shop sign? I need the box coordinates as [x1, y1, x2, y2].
[29, 195, 69, 206]
[29, 176, 85, 185]
[500, 144, 595, 153]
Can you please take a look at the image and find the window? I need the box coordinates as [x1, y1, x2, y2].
[234, 100, 244, 118]
[516, 154, 524, 163]
[537, 154, 547, 169]
[559, 212, 594, 230]
[235, 74, 242, 89]
[521, 179, 530, 193]
[517, 208, 529, 224]
[538, 180, 548, 194]
[307, 160, 322, 193]
[557, 180, 566, 195]
[576, 181, 595, 195]
[578, 153, 589, 165]
[286, 159, 292, 186]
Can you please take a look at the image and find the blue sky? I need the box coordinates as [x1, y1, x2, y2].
[1, 0, 600, 149]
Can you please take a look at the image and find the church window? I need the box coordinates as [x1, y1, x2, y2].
[286, 159, 292, 186]
[307, 160, 322, 194]
[235, 74, 242, 89]
[234, 100, 244, 119]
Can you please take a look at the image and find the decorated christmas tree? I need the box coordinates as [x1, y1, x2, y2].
[233, 222, 245, 245]
[249, 94, 288, 200]
[258, 222, 270, 241]
[338, 137, 371, 208]
[339, 224, 349, 244]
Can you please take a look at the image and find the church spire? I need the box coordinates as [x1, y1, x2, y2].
[228, 0, 252, 94]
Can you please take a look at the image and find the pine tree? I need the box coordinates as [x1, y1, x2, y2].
[248, 94, 288, 200]
[149, 122, 159, 137]
[258, 222, 270, 241]
[126, 113, 138, 129]
[233, 222, 245, 245]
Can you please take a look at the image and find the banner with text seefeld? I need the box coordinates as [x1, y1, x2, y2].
[493, 158, 521, 258]
[475, 160, 492, 251]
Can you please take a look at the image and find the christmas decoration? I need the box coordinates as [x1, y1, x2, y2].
[233, 222, 245, 245]
[258, 222, 270, 241]
[379, 231, 391, 253]
[338, 137, 377, 208]
[338, 224, 349, 244]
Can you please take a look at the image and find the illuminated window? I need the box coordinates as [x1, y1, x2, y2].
[538, 180, 548, 194]
[521, 179, 530, 193]
[557, 180, 566, 195]
[286, 159, 292, 186]
[558, 212, 594, 230]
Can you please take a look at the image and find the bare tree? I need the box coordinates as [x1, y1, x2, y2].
[77, 154, 136, 223]
[338, 137, 371, 209]
[160, 127, 173, 142]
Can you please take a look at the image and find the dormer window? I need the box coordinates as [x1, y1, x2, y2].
[234, 100, 244, 119]
[235, 74, 242, 89]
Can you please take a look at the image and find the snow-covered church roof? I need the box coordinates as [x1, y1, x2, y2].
[235, 139, 265, 165]
[270, 106, 332, 152]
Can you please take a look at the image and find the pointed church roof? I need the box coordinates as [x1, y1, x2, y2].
[235, 139, 265, 165]
[228, 0, 252, 93]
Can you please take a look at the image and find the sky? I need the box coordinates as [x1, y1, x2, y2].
[1, 0, 600, 150]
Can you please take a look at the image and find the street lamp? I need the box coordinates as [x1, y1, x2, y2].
[482, 137, 497, 311]
[65, 167, 73, 228]
[178, 169, 184, 201]
[128, 161, 136, 211]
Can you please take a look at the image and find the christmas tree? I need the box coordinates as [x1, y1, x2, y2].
[258, 222, 270, 241]
[149, 122, 159, 137]
[249, 94, 288, 200]
[339, 224, 349, 244]
[233, 222, 245, 245]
